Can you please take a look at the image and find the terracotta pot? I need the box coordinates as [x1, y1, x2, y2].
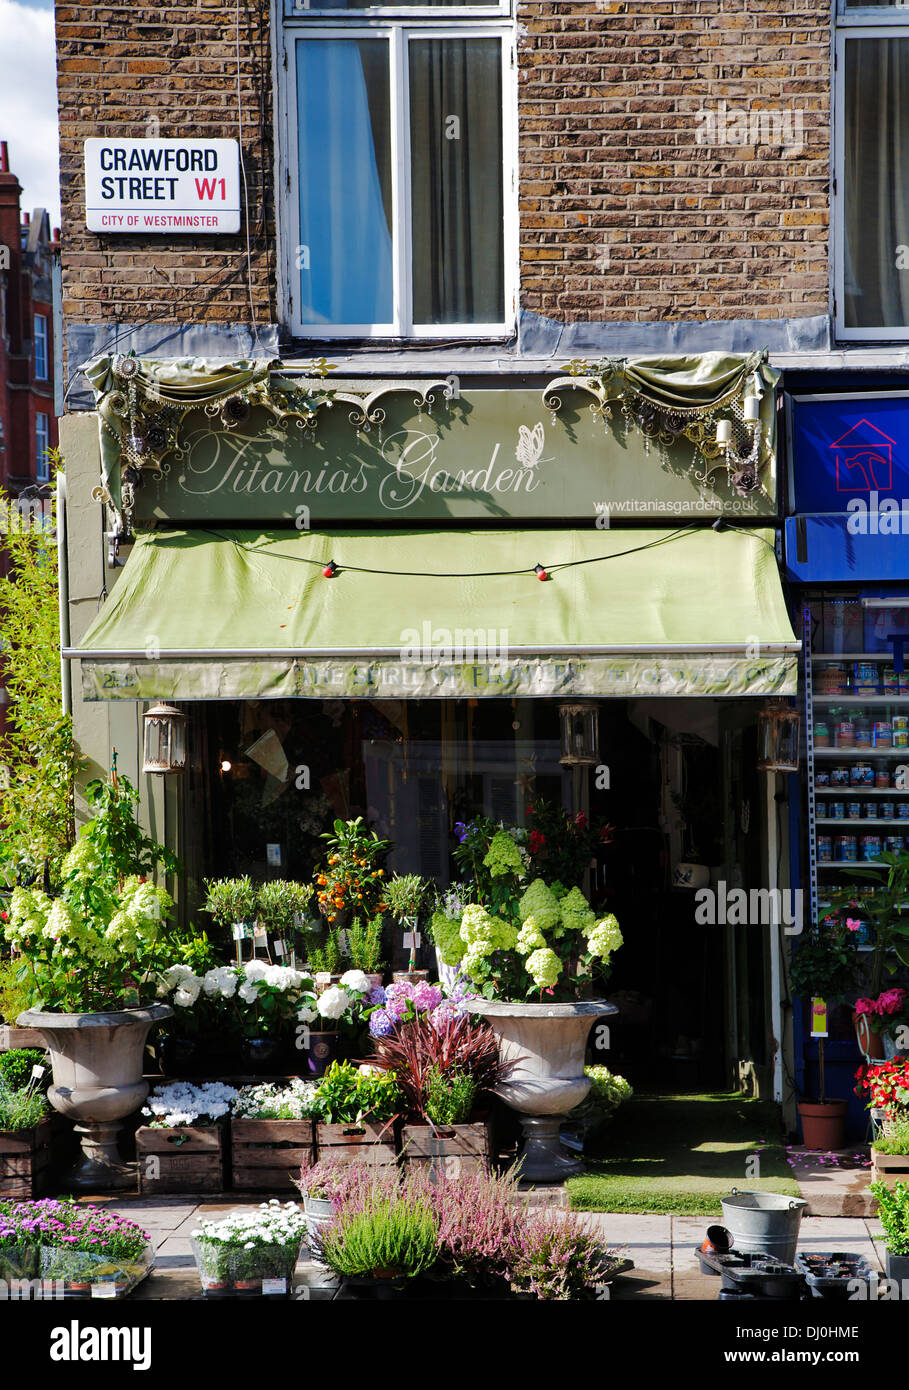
[467, 998, 617, 1181]
[798, 1099, 848, 1151]
[18, 1003, 172, 1190]
[855, 1013, 887, 1061]
[393, 970, 429, 986]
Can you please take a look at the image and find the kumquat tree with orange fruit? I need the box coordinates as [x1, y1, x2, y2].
[315, 818, 392, 927]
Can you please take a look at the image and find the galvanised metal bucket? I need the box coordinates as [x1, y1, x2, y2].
[720, 1188, 807, 1266]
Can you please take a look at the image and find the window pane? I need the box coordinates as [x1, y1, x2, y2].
[300, 1, 492, 9]
[409, 37, 504, 324]
[844, 38, 909, 329]
[296, 39, 393, 325]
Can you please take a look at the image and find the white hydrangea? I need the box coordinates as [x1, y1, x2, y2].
[202, 965, 239, 999]
[339, 969, 371, 996]
[316, 985, 350, 1021]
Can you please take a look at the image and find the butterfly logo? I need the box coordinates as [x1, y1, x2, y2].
[515, 422, 547, 471]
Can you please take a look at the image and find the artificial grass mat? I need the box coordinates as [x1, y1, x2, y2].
[566, 1091, 801, 1216]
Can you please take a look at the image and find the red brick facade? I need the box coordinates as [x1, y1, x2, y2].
[0, 143, 59, 492]
[55, 0, 831, 336]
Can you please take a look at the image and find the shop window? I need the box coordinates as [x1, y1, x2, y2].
[835, 5, 909, 338]
[280, 2, 515, 338]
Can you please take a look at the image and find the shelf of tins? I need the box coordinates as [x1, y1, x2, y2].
[804, 601, 909, 937]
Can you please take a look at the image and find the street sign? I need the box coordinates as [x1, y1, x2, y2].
[84, 139, 241, 233]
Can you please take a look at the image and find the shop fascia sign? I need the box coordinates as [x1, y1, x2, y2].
[131, 389, 777, 524]
[84, 139, 240, 233]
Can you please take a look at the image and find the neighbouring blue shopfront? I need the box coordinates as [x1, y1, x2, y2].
[786, 389, 909, 1142]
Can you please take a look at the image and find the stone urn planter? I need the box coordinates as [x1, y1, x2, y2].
[17, 1004, 172, 1191]
[468, 999, 617, 1181]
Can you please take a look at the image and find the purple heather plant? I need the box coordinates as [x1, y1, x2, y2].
[0, 1198, 150, 1261]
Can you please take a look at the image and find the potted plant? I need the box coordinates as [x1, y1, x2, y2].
[257, 879, 314, 966]
[448, 816, 622, 1180]
[4, 774, 175, 1189]
[314, 1187, 440, 1288]
[0, 1067, 53, 1198]
[826, 853, 909, 1053]
[306, 975, 369, 1077]
[315, 817, 390, 931]
[136, 1080, 237, 1194]
[203, 875, 259, 965]
[427, 889, 468, 991]
[25, 1198, 153, 1297]
[857, 1059, 909, 1185]
[231, 1078, 318, 1191]
[346, 914, 384, 986]
[870, 1178, 909, 1281]
[383, 873, 431, 983]
[790, 911, 861, 1150]
[233, 960, 317, 1072]
[311, 1059, 401, 1167]
[190, 1201, 307, 1297]
[854, 988, 909, 1062]
[368, 1008, 512, 1177]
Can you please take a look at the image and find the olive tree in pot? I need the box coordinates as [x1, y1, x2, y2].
[789, 911, 861, 1151]
[452, 820, 622, 1181]
[5, 774, 178, 1189]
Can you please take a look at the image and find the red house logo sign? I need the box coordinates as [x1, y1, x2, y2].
[831, 419, 895, 492]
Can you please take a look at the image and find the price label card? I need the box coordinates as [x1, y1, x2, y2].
[253, 925, 268, 941]
[262, 1277, 287, 1295]
[810, 996, 828, 1039]
[266, 843, 283, 867]
[31, 1065, 46, 1079]
[91, 1283, 118, 1299]
[403, 932, 421, 950]
[338, 930, 349, 953]
[274, 940, 285, 956]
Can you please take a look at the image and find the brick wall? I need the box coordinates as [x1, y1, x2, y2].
[56, 0, 831, 336]
[56, 0, 275, 332]
[518, 0, 831, 324]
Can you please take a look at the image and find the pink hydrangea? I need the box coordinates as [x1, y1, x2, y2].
[878, 988, 906, 1016]
[412, 982, 443, 1013]
[855, 997, 876, 1015]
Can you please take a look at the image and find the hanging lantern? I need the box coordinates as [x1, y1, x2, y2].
[756, 701, 800, 773]
[142, 702, 187, 774]
[559, 701, 600, 766]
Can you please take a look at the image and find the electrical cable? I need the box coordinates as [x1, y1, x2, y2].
[197, 523, 706, 579]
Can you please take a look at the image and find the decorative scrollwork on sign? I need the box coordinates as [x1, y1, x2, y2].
[91, 355, 452, 526]
[542, 350, 774, 503]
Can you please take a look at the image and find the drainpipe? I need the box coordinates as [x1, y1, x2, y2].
[57, 470, 71, 716]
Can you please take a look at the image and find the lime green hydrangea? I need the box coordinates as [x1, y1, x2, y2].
[482, 830, 525, 879]
[460, 904, 517, 952]
[525, 947, 561, 990]
[549, 880, 569, 901]
[429, 908, 466, 966]
[6, 886, 51, 946]
[518, 879, 560, 933]
[516, 917, 548, 956]
[588, 914, 623, 961]
[559, 886, 596, 936]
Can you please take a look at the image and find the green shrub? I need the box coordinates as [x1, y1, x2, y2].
[875, 1116, 909, 1156]
[0, 1049, 47, 1092]
[0, 959, 35, 1023]
[0, 1075, 48, 1132]
[424, 1065, 477, 1126]
[317, 1193, 439, 1279]
[871, 1179, 909, 1255]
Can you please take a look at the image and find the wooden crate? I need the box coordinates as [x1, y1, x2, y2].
[0, 1025, 46, 1051]
[0, 1116, 56, 1198]
[231, 1119, 315, 1192]
[400, 1120, 491, 1179]
[871, 1147, 909, 1190]
[314, 1121, 398, 1169]
[136, 1122, 227, 1194]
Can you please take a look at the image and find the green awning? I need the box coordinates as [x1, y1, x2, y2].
[67, 526, 799, 700]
